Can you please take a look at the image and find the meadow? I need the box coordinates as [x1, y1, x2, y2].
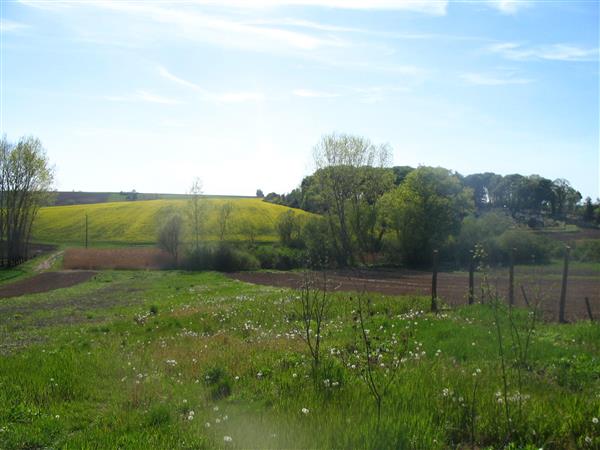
[32, 198, 310, 245]
[0, 268, 598, 449]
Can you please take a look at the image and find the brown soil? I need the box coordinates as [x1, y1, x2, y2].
[0, 270, 97, 299]
[227, 268, 600, 322]
[63, 247, 174, 270]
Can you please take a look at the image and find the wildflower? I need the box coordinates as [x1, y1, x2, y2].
[224, 436, 233, 442]
[593, 417, 598, 424]
[301, 408, 309, 414]
[205, 422, 211, 428]
[257, 371, 263, 378]
[213, 406, 219, 411]
[585, 436, 592, 444]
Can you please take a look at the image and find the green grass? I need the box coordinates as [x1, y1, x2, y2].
[32, 198, 311, 245]
[0, 270, 598, 449]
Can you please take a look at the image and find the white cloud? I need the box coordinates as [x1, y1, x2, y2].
[490, 42, 599, 62]
[186, 0, 448, 15]
[105, 90, 181, 105]
[0, 19, 29, 33]
[158, 66, 265, 103]
[487, 0, 531, 15]
[461, 72, 532, 86]
[293, 89, 340, 98]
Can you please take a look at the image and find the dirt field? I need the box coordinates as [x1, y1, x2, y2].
[63, 248, 174, 270]
[228, 267, 599, 322]
[0, 271, 97, 299]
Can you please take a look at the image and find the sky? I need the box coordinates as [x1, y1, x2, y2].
[1, 0, 598, 198]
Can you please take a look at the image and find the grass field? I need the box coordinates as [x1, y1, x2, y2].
[32, 198, 310, 245]
[0, 270, 598, 449]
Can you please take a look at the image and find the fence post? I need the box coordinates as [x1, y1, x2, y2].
[431, 249, 439, 313]
[584, 297, 594, 322]
[468, 250, 474, 305]
[558, 245, 571, 324]
[508, 247, 515, 306]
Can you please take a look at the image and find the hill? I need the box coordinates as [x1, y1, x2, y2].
[32, 198, 310, 245]
[50, 191, 255, 206]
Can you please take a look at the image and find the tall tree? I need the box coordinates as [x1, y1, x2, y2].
[378, 167, 473, 265]
[0, 136, 54, 266]
[312, 133, 393, 265]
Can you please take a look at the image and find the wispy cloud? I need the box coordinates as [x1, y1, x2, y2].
[460, 72, 533, 86]
[490, 42, 599, 62]
[173, 1, 448, 15]
[158, 66, 264, 103]
[1, 19, 29, 33]
[293, 89, 340, 98]
[487, 0, 532, 15]
[105, 90, 181, 105]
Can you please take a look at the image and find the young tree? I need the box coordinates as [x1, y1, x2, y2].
[256, 189, 264, 198]
[0, 136, 54, 267]
[217, 202, 233, 241]
[187, 178, 206, 249]
[583, 197, 595, 222]
[276, 209, 301, 247]
[158, 213, 183, 263]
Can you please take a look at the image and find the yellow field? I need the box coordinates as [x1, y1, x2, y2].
[32, 198, 310, 245]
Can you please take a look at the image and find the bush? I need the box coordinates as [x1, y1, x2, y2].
[495, 230, 555, 264]
[182, 243, 260, 272]
[301, 216, 335, 268]
[572, 240, 600, 263]
[253, 245, 305, 270]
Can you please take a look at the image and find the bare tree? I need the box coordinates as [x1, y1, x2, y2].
[217, 202, 233, 241]
[0, 136, 54, 267]
[187, 178, 206, 249]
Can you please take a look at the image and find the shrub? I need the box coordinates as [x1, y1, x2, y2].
[572, 240, 600, 263]
[253, 245, 305, 270]
[301, 216, 335, 268]
[182, 243, 260, 272]
[204, 366, 232, 400]
[495, 230, 555, 264]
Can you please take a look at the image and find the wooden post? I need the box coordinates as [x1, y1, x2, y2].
[584, 297, 594, 322]
[85, 213, 89, 249]
[508, 248, 515, 307]
[558, 246, 571, 324]
[468, 250, 474, 305]
[431, 249, 439, 313]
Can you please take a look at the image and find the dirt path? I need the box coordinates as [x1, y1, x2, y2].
[0, 270, 97, 299]
[228, 269, 600, 322]
[34, 250, 64, 272]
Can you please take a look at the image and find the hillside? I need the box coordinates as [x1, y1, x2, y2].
[50, 191, 255, 206]
[32, 198, 310, 245]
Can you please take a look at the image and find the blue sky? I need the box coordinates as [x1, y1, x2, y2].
[1, 0, 598, 197]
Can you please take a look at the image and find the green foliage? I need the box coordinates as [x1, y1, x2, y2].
[573, 240, 600, 263]
[182, 243, 260, 272]
[276, 209, 303, 248]
[379, 166, 474, 265]
[253, 245, 304, 270]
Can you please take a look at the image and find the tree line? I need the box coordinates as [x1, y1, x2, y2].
[264, 133, 598, 268]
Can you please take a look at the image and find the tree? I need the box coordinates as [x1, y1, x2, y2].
[276, 209, 301, 247]
[312, 133, 393, 265]
[217, 202, 233, 241]
[0, 136, 54, 267]
[187, 178, 206, 250]
[256, 189, 264, 198]
[583, 197, 595, 222]
[157, 213, 183, 262]
[378, 166, 473, 266]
